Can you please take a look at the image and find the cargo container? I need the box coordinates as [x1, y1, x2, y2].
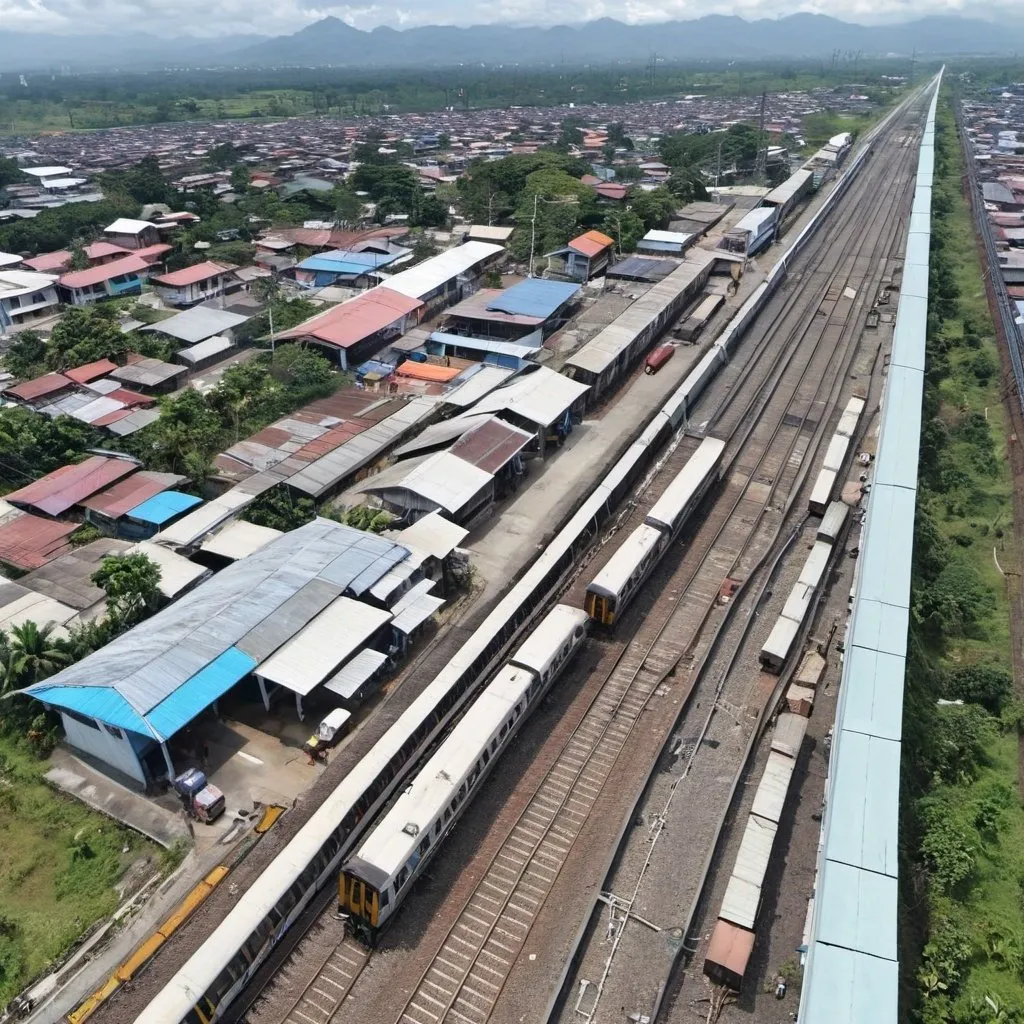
[704, 919, 756, 991]
[644, 343, 675, 374]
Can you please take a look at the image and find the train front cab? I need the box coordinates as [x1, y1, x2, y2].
[584, 585, 616, 626]
[339, 863, 383, 943]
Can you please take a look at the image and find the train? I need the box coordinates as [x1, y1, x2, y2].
[808, 395, 864, 514]
[338, 604, 589, 940]
[585, 436, 726, 625]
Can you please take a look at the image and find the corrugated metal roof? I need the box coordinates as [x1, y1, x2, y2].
[144, 305, 248, 344]
[815, 858, 897, 960]
[324, 649, 389, 700]
[368, 450, 492, 516]
[235, 577, 342, 662]
[802, 944, 898, 1024]
[82, 471, 185, 519]
[0, 584, 78, 631]
[128, 541, 210, 599]
[565, 251, 716, 376]
[720, 814, 777, 929]
[58, 253, 149, 290]
[19, 537, 128, 610]
[5, 372, 73, 402]
[127, 490, 203, 526]
[109, 358, 185, 389]
[606, 256, 679, 282]
[395, 361, 463, 383]
[393, 413, 494, 458]
[463, 364, 588, 427]
[750, 750, 797, 825]
[443, 289, 544, 327]
[24, 521, 407, 735]
[568, 230, 614, 259]
[31, 684, 151, 734]
[65, 358, 118, 384]
[153, 261, 234, 288]
[450, 417, 533, 473]
[279, 286, 422, 349]
[440, 365, 517, 408]
[381, 242, 502, 300]
[105, 407, 161, 436]
[390, 578, 444, 634]
[201, 520, 283, 561]
[436, 332, 543, 360]
[390, 509, 468, 560]
[177, 336, 235, 365]
[485, 278, 580, 319]
[256, 596, 392, 695]
[6, 456, 138, 517]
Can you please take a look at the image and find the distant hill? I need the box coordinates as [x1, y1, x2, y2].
[1, 13, 1022, 73]
[232, 13, 1024, 67]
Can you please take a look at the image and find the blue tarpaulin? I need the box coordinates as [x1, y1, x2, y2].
[127, 490, 203, 526]
[485, 278, 581, 320]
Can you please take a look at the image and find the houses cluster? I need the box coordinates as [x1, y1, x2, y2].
[963, 92, 1024, 315]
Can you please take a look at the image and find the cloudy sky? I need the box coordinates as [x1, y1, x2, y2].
[2, 0, 1021, 37]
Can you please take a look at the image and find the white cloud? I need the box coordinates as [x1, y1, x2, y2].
[4, 0, 1024, 37]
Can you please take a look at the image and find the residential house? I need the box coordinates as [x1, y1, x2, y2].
[103, 218, 162, 250]
[57, 254, 151, 306]
[0, 271, 60, 329]
[546, 230, 615, 282]
[151, 262, 241, 308]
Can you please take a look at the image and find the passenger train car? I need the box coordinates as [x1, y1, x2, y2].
[339, 604, 589, 939]
[585, 436, 726, 625]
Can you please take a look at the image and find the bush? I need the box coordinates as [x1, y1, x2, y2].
[943, 665, 1013, 715]
[919, 799, 977, 893]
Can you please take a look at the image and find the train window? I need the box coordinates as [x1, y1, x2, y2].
[397, 867, 409, 889]
[482, 748, 490, 766]
[381, 888, 391, 908]
[434, 820, 442, 836]
[499, 722, 508, 739]
[458, 782, 467, 799]
[515, 703, 523, 717]
[418, 836, 430, 856]
[444, 807, 452, 823]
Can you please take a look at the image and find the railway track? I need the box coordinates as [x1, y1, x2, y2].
[555, 96, 930, 1024]
[243, 93, 929, 1024]
[389, 108, 926, 1024]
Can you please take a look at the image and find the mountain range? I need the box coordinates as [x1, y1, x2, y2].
[3, 13, 1024, 73]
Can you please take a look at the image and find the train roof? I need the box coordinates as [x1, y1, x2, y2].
[351, 664, 534, 879]
[644, 436, 725, 533]
[586, 523, 665, 599]
[511, 603, 589, 675]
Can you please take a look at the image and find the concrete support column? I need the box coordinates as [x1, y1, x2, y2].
[295, 692, 304, 722]
[257, 675, 270, 711]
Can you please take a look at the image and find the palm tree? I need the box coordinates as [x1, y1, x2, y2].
[7, 621, 70, 687]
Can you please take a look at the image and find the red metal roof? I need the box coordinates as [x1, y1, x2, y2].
[23, 250, 71, 272]
[152, 261, 234, 287]
[91, 408, 133, 428]
[85, 241, 131, 260]
[135, 243, 174, 262]
[0, 514, 76, 571]
[279, 287, 423, 349]
[568, 230, 615, 258]
[6, 456, 138, 517]
[4, 372, 73, 402]
[450, 418, 532, 473]
[594, 183, 628, 201]
[107, 388, 155, 408]
[80, 470, 183, 519]
[58, 254, 150, 290]
[65, 358, 118, 384]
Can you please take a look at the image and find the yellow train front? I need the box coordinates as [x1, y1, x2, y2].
[338, 858, 387, 943]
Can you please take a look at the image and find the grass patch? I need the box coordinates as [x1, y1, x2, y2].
[903, 85, 1024, 1022]
[0, 736, 159, 1010]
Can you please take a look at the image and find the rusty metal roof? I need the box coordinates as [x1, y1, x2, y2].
[449, 417, 533, 474]
[80, 471, 186, 520]
[0, 514, 77, 570]
[6, 456, 139, 517]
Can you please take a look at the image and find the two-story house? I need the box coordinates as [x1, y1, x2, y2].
[57, 254, 151, 306]
[0, 270, 60, 330]
[151, 261, 241, 308]
[103, 218, 162, 250]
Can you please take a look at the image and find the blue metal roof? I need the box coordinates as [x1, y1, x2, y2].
[816, 859, 898, 960]
[297, 249, 403, 275]
[356, 359, 396, 378]
[485, 278, 581, 320]
[29, 684, 152, 735]
[128, 490, 203, 526]
[147, 647, 256, 739]
[637, 239, 685, 252]
[802, 944, 898, 1024]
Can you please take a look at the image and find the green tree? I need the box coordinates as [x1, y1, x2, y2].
[46, 306, 128, 371]
[601, 209, 646, 254]
[2, 331, 47, 380]
[628, 186, 677, 231]
[206, 142, 240, 170]
[241, 489, 316, 532]
[67, 240, 90, 271]
[0, 407, 98, 487]
[943, 665, 1013, 715]
[91, 552, 162, 628]
[229, 164, 250, 192]
[6, 622, 70, 688]
[98, 156, 171, 206]
[414, 194, 449, 228]
[332, 185, 363, 227]
[141, 388, 222, 486]
[0, 157, 26, 188]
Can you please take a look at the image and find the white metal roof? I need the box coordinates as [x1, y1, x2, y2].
[178, 336, 236, 365]
[200, 520, 283, 561]
[0, 252, 22, 268]
[129, 541, 210, 599]
[822, 433, 850, 472]
[463, 365, 589, 427]
[154, 486, 258, 548]
[144, 306, 249, 344]
[836, 396, 865, 438]
[21, 166, 72, 177]
[367, 451, 492, 516]
[799, 540, 832, 590]
[390, 578, 444, 634]
[391, 509, 468, 560]
[817, 501, 849, 543]
[0, 269, 58, 297]
[641, 229, 694, 245]
[323, 649, 389, 700]
[256, 596, 392, 696]
[105, 217, 155, 235]
[761, 614, 799, 666]
[810, 467, 837, 510]
[781, 580, 814, 625]
[441, 366, 517, 409]
[771, 712, 808, 759]
[381, 242, 502, 300]
[719, 814, 777, 930]
[511, 604, 588, 676]
[0, 587, 77, 633]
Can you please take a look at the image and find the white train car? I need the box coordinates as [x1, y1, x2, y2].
[759, 540, 833, 673]
[586, 437, 724, 625]
[816, 501, 849, 545]
[338, 604, 589, 939]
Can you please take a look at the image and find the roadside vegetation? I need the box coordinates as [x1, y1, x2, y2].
[902, 87, 1024, 1022]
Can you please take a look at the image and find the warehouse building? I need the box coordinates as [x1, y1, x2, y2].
[20, 520, 421, 787]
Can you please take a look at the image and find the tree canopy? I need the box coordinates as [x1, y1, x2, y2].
[91, 552, 162, 629]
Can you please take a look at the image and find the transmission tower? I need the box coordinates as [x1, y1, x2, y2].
[753, 90, 768, 186]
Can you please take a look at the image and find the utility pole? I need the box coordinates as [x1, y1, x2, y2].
[754, 90, 768, 187]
